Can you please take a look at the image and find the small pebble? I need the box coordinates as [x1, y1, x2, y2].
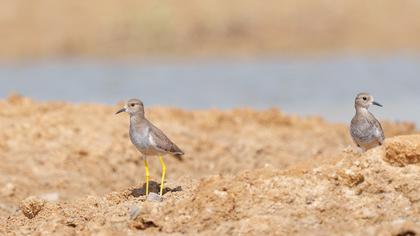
[1, 183, 16, 197]
[20, 196, 45, 219]
[147, 193, 163, 202]
[213, 190, 227, 198]
[39, 192, 60, 202]
[129, 205, 141, 220]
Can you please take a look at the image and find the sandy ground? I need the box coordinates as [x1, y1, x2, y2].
[0, 95, 418, 235]
[2, 0, 420, 59]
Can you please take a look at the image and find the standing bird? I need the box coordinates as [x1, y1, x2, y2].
[350, 93, 385, 151]
[116, 99, 184, 196]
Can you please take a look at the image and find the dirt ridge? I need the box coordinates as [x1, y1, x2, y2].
[0, 96, 418, 235]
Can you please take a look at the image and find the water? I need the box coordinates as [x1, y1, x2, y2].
[1, 55, 419, 125]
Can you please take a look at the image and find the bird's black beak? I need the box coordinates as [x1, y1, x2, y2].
[115, 108, 126, 114]
[372, 101, 383, 107]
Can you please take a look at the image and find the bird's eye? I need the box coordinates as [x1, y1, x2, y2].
[363, 97, 367, 101]
[130, 104, 135, 107]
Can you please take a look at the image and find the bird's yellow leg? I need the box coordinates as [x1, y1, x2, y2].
[144, 159, 150, 196]
[159, 156, 166, 196]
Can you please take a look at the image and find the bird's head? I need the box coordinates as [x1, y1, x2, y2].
[355, 93, 382, 109]
[115, 98, 145, 116]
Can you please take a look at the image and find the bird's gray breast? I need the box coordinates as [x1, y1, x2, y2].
[351, 118, 380, 143]
[129, 124, 152, 153]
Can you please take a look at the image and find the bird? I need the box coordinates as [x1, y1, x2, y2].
[116, 98, 184, 196]
[350, 93, 385, 151]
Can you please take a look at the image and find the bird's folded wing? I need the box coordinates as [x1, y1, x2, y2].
[149, 124, 184, 155]
[373, 119, 385, 141]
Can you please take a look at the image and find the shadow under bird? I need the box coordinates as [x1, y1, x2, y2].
[116, 98, 184, 196]
[350, 93, 385, 151]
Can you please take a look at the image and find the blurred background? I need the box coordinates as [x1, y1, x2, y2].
[1, 0, 420, 124]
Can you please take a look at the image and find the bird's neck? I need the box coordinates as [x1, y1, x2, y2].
[355, 106, 369, 115]
[130, 113, 146, 124]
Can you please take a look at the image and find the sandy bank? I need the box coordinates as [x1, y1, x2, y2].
[0, 96, 418, 235]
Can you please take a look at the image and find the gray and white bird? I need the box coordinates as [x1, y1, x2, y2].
[116, 98, 184, 196]
[350, 93, 385, 151]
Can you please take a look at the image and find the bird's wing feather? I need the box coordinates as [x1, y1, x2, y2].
[372, 117, 385, 143]
[148, 121, 184, 155]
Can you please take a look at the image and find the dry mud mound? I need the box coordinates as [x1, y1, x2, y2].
[0, 96, 418, 235]
[2, 135, 420, 235]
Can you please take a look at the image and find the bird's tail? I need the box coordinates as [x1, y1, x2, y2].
[172, 151, 184, 161]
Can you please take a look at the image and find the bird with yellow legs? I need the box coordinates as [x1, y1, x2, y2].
[116, 98, 184, 196]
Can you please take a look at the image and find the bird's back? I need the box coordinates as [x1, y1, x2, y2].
[147, 120, 184, 156]
[130, 117, 184, 159]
